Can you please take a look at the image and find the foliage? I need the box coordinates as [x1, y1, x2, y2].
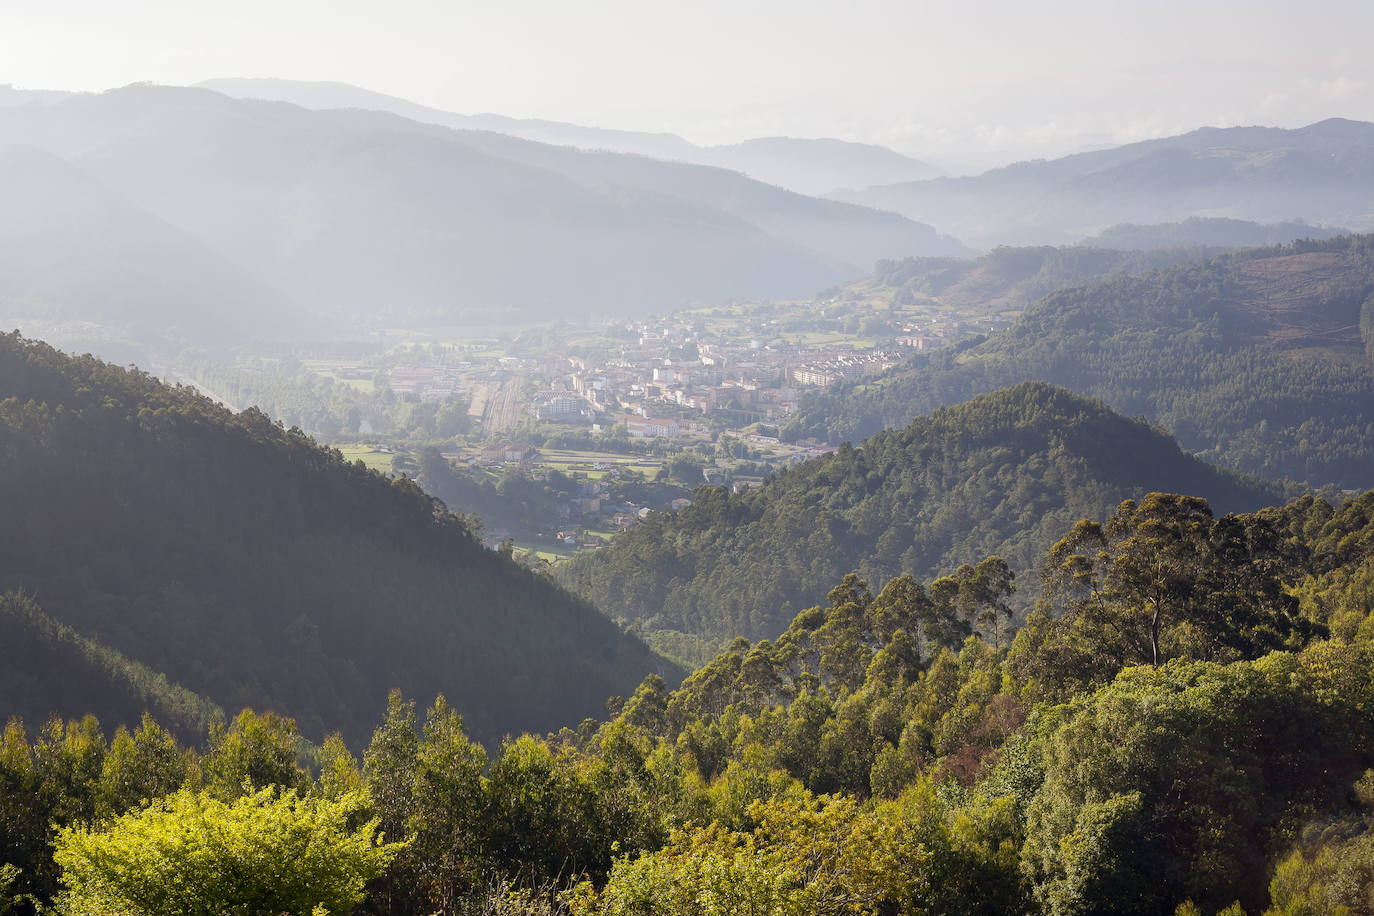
[1024, 493, 1321, 690]
[176, 355, 473, 442]
[0, 483, 1372, 912]
[789, 235, 1374, 488]
[415, 448, 576, 539]
[52, 786, 402, 915]
[0, 591, 222, 741]
[559, 382, 1279, 643]
[1021, 656, 1371, 914]
[874, 244, 1211, 311]
[1264, 771, 1374, 915]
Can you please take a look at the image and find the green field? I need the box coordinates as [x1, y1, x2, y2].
[513, 542, 575, 564]
[337, 445, 395, 473]
[534, 448, 666, 479]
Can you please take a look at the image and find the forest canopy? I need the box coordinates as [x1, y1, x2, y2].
[558, 382, 1281, 662]
[4, 487, 1374, 914]
[788, 235, 1374, 489]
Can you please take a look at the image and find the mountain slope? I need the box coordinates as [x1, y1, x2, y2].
[865, 244, 1218, 315]
[557, 382, 1280, 656]
[407, 121, 970, 268]
[833, 119, 1374, 247]
[700, 136, 940, 196]
[0, 333, 672, 744]
[787, 235, 1374, 488]
[0, 85, 960, 324]
[197, 78, 941, 195]
[197, 77, 704, 160]
[0, 591, 222, 741]
[1080, 216, 1351, 251]
[0, 146, 294, 360]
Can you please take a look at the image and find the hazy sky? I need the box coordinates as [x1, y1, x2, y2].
[4, 0, 1373, 169]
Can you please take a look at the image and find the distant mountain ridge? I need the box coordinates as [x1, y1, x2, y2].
[832, 119, 1374, 247]
[0, 84, 966, 347]
[557, 382, 1281, 659]
[197, 78, 943, 195]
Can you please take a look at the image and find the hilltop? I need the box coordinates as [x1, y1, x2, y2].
[851, 245, 1217, 318]
[557, 382, 1280, 661]
[198, 77, 943, 195]
[1080, 216, 1350, 250]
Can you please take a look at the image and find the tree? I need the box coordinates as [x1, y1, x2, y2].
[1021, 658, 1364, 915]
[203, 710, 307, 797]
[0, 864, 40, 916]
[53, 786, 403, 916]
[1041, 493, 1317, 673]
[362, 691, 421, 915]
[1263, 770, 1374, 915]
[406, 697, 488, 912]
[97, 714, 195, 816]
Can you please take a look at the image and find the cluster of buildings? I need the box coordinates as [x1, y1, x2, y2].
[789, 350, 906, 388]
[386, 366, 464, 401]
[498, 319, 955, 435]
[555, 334, 864, 431]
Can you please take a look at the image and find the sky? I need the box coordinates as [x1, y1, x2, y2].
[3, 0, 1373, 170]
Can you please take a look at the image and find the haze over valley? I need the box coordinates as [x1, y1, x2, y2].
[5, 4, 1374, 914]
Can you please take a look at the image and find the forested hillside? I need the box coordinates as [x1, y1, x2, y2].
[6, 489, 1372, 914]
[1080, 216, 1349, 251]
[0, 333, 671, 744]
[557, 383, 1280, 660]
[869, 244, 1217, 314]
[0, 592, 221, 741]
[789, 234, 1374, 487]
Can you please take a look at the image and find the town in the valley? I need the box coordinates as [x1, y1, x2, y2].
[176, 287, 1014, 561]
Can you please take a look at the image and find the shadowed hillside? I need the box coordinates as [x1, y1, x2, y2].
[0, 333, 675, 745]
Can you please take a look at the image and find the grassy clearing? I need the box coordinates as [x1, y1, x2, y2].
[513, 542, 575, 564]
[535, 449, 667, 479]
[337, 446, 395, 474]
